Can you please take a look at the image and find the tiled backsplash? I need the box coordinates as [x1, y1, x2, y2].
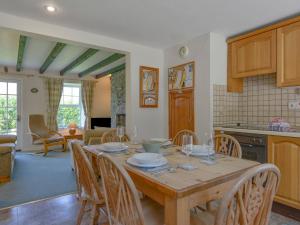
[213, 75, 300, 129]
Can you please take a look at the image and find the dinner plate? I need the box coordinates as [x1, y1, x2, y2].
[127, 156, 168, 168]
[182, 145, 215, 156]
[102, 142, 127, 150]
[90, 144, 128, 152]
[132, 153, 163, 164]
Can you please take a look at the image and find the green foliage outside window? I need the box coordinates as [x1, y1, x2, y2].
[0, 95, 17, 134]
[57, 106, 81, 128]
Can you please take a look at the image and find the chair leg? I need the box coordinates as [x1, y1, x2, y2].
[206, 201, 213, 211]
[43, 144, 48, 156]
[90, 204, 100, 225]
[76, 199, 87, 225]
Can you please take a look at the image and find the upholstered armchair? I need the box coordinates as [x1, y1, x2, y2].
[83, 128, 113, 145]
[0, 135, 17, 182]
[28, 114, 66, 156]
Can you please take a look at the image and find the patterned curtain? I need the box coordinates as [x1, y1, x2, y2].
[43, 77, 63, 131]
[81, 80, 95, 129]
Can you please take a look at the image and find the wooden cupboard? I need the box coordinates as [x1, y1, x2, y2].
[169, 89, 194, 139]
[277, 21, 300, 87]
[227, 43, 243, 92]
[227, 15, 300, 92]
[231, 30, 277, 79]
[268, 136, 300, 209]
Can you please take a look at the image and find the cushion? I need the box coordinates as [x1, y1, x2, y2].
[44, 135, 64, 144]
[0, 135, 17, 144]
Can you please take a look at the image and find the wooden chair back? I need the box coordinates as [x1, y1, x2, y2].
[97, 153, 145, 225]
[214, 164, 280, 225]
[215, 134, 242, 158]
[101, 129, 130, 144]
[173, 129, 199, 146]
[72, 143, 103, 202]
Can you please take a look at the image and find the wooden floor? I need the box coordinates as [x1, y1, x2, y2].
[0, 194, 106, 225]
[0, 194, 299, 225]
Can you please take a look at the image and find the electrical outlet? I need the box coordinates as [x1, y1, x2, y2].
[289, 100, 300, 110]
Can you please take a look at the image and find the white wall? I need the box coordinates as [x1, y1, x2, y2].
[0, 74, 47, 150]
[0, 12, 166, 146]
[210, 33, 227, 86]
[92, 76, 111, 118]
[164, 33, 227, 142]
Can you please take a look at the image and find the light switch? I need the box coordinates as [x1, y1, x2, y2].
[289, 100, 300, 110]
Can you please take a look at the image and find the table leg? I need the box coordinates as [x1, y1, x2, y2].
[164, 196, 190, 225]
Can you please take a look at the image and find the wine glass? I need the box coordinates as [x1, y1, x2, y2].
[132, 125, 138, 144]
[116, 126, 125, 143]
[204, 132, 215, 161]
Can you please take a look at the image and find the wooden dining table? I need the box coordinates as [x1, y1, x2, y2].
[85, 144, 259, 225]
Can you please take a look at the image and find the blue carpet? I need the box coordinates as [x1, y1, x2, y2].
[0, 151, 77, 209]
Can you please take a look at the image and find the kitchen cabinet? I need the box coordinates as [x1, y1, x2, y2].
[230, 30, 277, 79]
[227, 43, 243, 92]
[277, 21, 300, 87]
[268, 135, 300, 209]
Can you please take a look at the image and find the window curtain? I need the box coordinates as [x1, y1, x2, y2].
[43, 77, 64, 131]
[81, 80, 95, 129]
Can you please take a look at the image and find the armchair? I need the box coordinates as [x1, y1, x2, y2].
[28, 114, 66, 156]
[0, 135, 17, 182]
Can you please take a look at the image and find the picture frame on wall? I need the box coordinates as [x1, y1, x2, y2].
[168, 61, 195, 91]
[139, 66, 159, 108]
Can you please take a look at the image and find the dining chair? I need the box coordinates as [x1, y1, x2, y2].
[214, 134, 242, 158]
[72, 143, 106, 225]
[173, 129, 199, 146]
[97, 153, 164, 225]
[101, 129, 130, 144]
[192, 164, 280, 225]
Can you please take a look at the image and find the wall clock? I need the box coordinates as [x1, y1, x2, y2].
[178, 46, 189, 58]
[30, 88, 39, 93]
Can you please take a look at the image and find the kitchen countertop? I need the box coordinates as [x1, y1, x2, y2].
[214, 127, 300, 138]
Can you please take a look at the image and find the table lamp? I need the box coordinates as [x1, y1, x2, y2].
[68, 122, 77, 135]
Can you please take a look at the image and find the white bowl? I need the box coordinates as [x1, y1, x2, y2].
[132, 153, 163, 164]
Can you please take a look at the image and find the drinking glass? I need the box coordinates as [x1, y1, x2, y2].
[182, 135, 193, 160]
[116, 126, 125, 143]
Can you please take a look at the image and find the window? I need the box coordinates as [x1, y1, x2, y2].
[57, 83, 84, 128]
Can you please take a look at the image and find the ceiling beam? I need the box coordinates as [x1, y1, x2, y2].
[16, 35, 28, 72]
[95, 63, 125, 79]
[78, 53, 124, 77]
[39, 42, 66, 74]
[60, 48, 98, 76]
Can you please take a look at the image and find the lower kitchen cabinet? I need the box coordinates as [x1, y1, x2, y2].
[268, 135, 300, 209]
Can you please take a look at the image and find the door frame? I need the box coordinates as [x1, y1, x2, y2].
[0, 78, 22, 149]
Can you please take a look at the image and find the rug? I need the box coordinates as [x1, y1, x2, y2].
[0, 151, 77, 209]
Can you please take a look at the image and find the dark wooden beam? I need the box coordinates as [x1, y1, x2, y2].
[39, 42, 66, 74]
[95, 63, 125, 79]
[60, 48, 98, 76]
[78, 53, 124, 77]
[16, 35, 27, 72]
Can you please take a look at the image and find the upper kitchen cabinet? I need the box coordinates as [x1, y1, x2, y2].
[230, 30, 277, 78]
[277, 21, 300, 87]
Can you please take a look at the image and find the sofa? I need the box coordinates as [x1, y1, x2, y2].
[0, 135, 17, 182]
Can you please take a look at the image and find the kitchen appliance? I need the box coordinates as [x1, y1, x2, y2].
[222, 131, 267, 163]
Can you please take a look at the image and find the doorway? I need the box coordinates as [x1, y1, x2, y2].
[0, 80, 21, 138]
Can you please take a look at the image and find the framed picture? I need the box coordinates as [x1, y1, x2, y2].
[139, 66, 159, 108]
[168, 61, 194, 91]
